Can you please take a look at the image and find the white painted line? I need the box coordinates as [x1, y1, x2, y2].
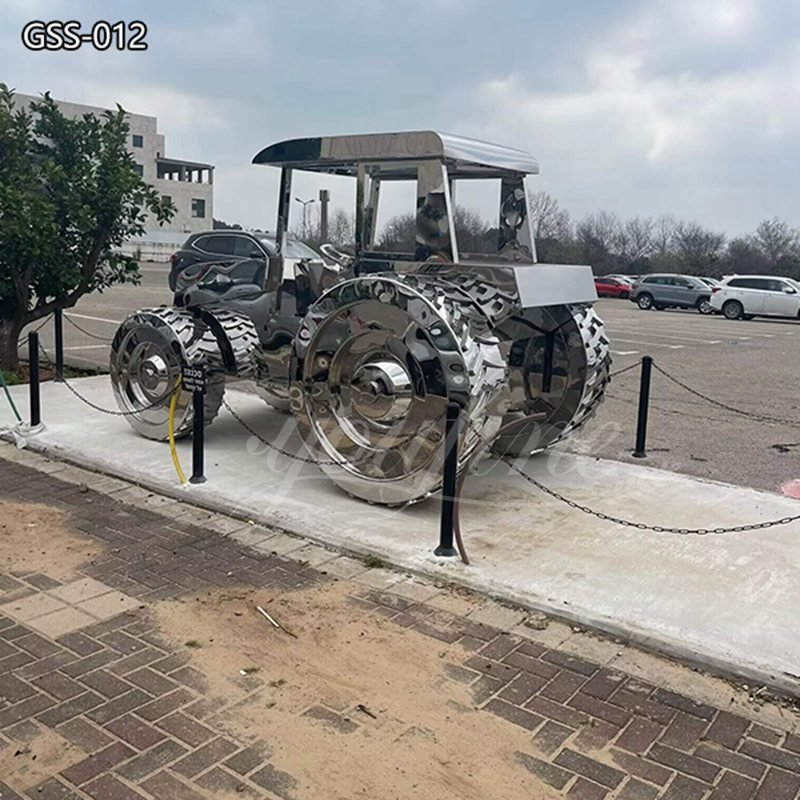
[63, 345, 109, 351]
[611, 331, 723, 345]
[612, 338, 684, 349]
[66, 312, 123, 325]
[611, 350, 639, 356]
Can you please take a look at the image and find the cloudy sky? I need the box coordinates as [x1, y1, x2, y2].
[1, 0, 798, 237]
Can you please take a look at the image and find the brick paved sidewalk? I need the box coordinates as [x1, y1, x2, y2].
[0, 443, 799, 800]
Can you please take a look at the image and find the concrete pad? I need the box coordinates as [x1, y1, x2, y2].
[0, 592, 65, 622]
[49, 577, 111, 604]
[27, 606, 97, 637]
[76, 591, 141, 619]
[3, 376, 800, 694]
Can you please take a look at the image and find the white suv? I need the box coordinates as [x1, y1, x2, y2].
[709, 275, 800, 320]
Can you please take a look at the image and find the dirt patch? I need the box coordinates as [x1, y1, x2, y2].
[0, 500, 101, 578]
[0, 725, 84, 790]
[151, 581, 559, 800]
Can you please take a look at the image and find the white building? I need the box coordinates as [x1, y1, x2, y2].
[14, 94, 214, 259]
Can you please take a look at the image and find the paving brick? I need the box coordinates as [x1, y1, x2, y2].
[105, 648, 164, 677]
[610, 687, 677, 725]
[156, 711, 215, 747]
[24, 778, 83, 799]
[478, 635, 522, 662]
[245, 764, 300, 800]
[502, 650, 559, 680]
[749, 723, 782, 745]
[616, 716, 664, 754]
[124, 667, 177, 696]
[694, 743, 766, 780]
[59, 650, 119, 678]
[651, 689, 716, 721]
[617, 778, 659, 800]
[54, 631, 104, 657]
[649, 743, 721, 783]
[56, 718, 114, 752]
[541, 670, 586, 702]
[569, 692, 631, 728]
[526, 695, 589, 729]
[148, 652, 191, 675]
[87, 689, 151, 725]
[514, 751, 574, 789]
[754, 768, 800, 800]
[302, 705, 359, 734]
[14, 632, 62, 659]
[581, 669, 627, 701]
[660, 711, 710, 751]
[172, 736, 239, 777]
[498, 672, 548, 705]
[105, 714, 166, 750]
[471, 674, 506, 704]
[60, 741, 135, 785]
[82, 774, 149, 800]
[168, 666, 207, 692]
[116, 738, 188, 781]
[194, 767, 263, 798]
[542, 650, 599, 677]
[567, 778, 609, 799]
[739, 739, 800, 773]
[485, 698, 545, 731]
[0, 673, 36, 703]
[37, 690, 105, 727]
[532, 720, 574, 755]
[463, 655, 518, 685]
[710, 770, 758, 800]
[555, 748, 625, 789]
[610, 749, 674, 786]
[660, 774, 709, 800]
[32, 672, 85, 702]
[140, 770, 206, 800]
[80, 669, 133, 698]
[705, 711, 750, 750]
[573, 719, 620, 753]
[224, 744, 271, 775]
[135, 688, 195, 722]
[783, 734, 800, 754]
[0, 692, 55, 727]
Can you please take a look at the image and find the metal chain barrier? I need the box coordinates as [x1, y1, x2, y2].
[62, 313, 113, 341]
[221, 396, 338, 466]
[608, 361, 640, 378]
[501, 457, 800, 535]
[16, 315, 51, 348]
[651, 362, 795, 426]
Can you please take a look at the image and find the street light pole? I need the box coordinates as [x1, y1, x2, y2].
[294, 197, 315, 240]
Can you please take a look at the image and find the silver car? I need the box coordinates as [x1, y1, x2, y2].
[630, 273, 713, 314]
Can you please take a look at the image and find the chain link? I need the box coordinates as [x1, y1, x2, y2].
[651, 362, 795, 426]
[63, 313, 113, 342]
[221, 397, 338, 466]
[502, 457, 800, 535]
[608, 361, 640, 378]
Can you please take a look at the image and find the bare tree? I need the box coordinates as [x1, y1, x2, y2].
[752, 218, 800, 266]
[672, 221, 726, 276]
[528, 191, 572, 240]
[575, 211, 620, 273]
[652, 214, 677, 256]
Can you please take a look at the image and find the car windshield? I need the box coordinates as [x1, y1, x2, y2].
[255, 235, 320, 260]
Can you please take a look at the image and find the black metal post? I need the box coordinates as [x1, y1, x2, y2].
[633, 356, 652, 458]
[435, 402, 460, 557]
[54, 308, 64, 382]
[28, 332, 41, 428]
[190, 390, 206, 484]
[542, 330, 555, 393]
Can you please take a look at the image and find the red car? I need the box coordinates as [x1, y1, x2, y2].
[594, 276, 631, 299]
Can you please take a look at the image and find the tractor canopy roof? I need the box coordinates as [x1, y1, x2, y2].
[252, 131, 539, 179]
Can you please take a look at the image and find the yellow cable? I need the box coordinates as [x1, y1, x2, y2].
[168, 376, 187, 484]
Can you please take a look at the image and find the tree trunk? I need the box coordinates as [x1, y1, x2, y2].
[0, 317, 23, 374]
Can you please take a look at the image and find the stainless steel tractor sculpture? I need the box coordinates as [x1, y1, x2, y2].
[110, 131, 610, 505]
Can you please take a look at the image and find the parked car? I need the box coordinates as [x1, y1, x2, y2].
[709, 275, 800, 320]
[697, 277, 720, 289]
[629, 274, 713, 313]
[169, 230, 322, 302]
[594, 276, 631, 299]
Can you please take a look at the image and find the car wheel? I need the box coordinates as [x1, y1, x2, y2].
[637, 293, 654, 310]
[697, 299, 713, 314]
[723, 300, 744, 320]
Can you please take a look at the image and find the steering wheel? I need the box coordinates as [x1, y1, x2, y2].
[320, 243, 354, 268]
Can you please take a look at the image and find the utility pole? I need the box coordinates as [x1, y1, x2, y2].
[294, 197, 315, 240]
[319, 189, 330, 243]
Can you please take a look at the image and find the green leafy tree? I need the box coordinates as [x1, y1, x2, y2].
[0, 85, 173, 371]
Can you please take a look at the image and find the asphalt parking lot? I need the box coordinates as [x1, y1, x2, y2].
[17, 274, 800, 496]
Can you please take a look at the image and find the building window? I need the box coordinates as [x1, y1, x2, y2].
[133, 163, 144, 177]
[192, 198, 206, 218]
[132, 134, 144, 148]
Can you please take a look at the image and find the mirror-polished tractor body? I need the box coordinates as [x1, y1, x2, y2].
[111, 131, 611, 505]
